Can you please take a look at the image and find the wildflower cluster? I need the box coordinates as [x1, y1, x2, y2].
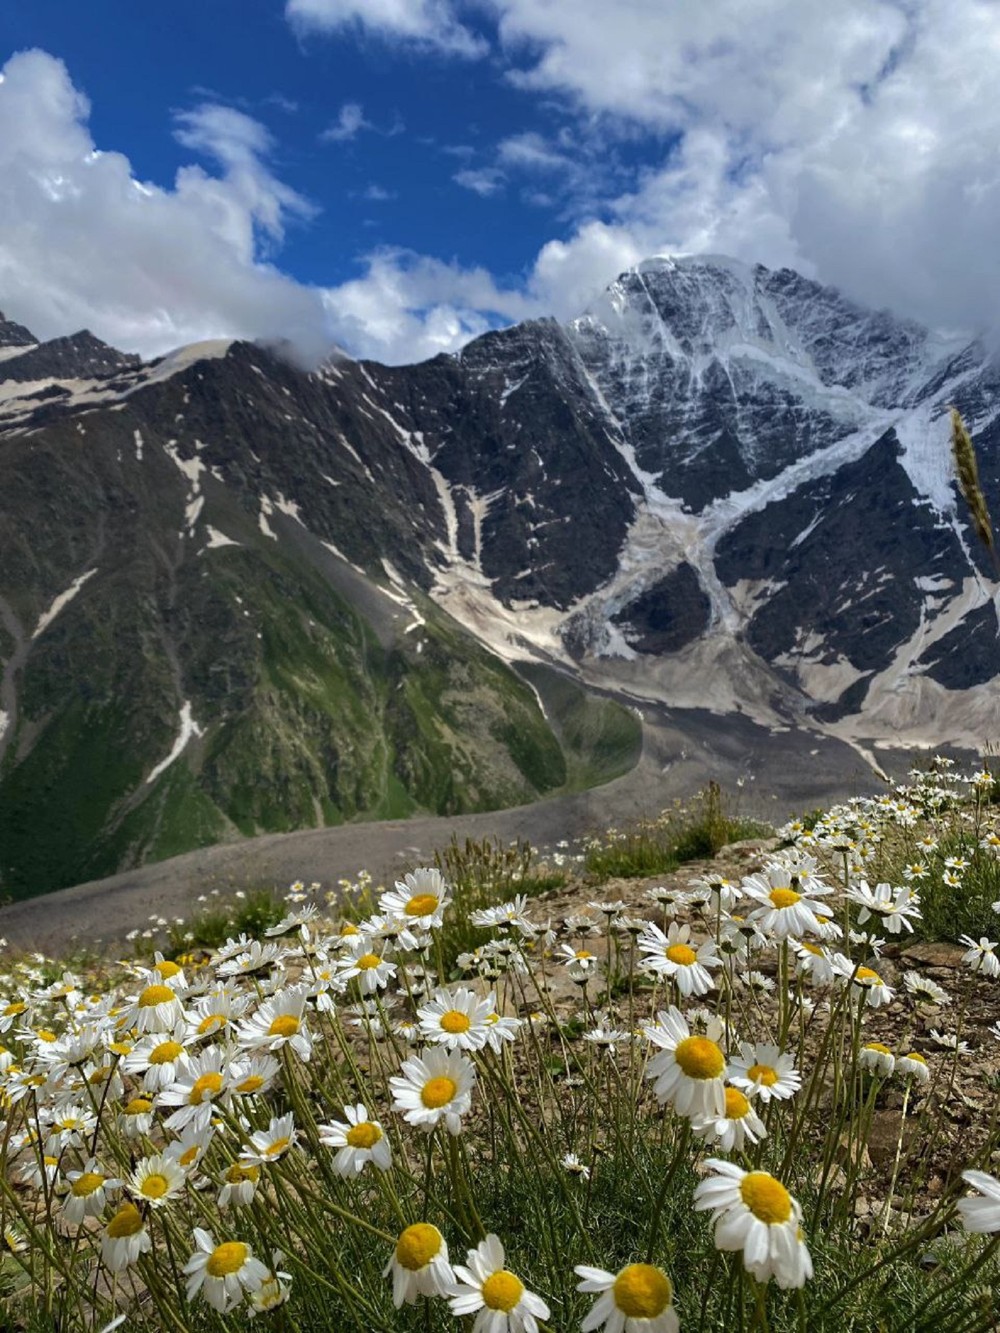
[0, 768, 998, 1330]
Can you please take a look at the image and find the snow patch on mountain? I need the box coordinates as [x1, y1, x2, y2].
[146, 701, 204, 785]
[33, 569, 97, 639]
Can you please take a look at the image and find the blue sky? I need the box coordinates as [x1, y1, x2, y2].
[2, 2, 1000, 363]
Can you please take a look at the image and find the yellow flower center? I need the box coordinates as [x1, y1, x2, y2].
[674, 1036, 725, 1080]
[482, 1270, 525, 1312]
[141, 1173, 170, 1199]
[138, 985, 175, 1008]
[800, 942, 824, 956]
[225, 1163, 260, 1183]
[179, 1146, 200, 1167]
[856, 967, 882, 984]
[740, 1172, 793, 1224]
[236, 1074, 265, 1094]
[189, 1072, 224, 1105]
[206, 1241, 249, 1278]
[268, 1015, 300, 1039]
[769, 888, 801, 909]
[574, 950, 592, 960]
[3, 1002, 26, 1017]
[124, 1097, 152, 1116]
[665, 944, 698, 966]
[265, 1137, 291, 1157]
[43, 1155, 59, 1168]
[155, 961, 182, 979]
[612, 1263, 673, 1317]
[421, 1076, 457, 1108]
[107, 1204, 144, 1238]
[109, 1041, 132, 1056]
[395, 1223, 442, 1271]
[346, 1121, 382, 1149]
[865, 1042, 892, 1056]
[405, 893, 439, 916]
[903, 1051, 926, 1063]
[747, 1063, 778, 1087]
[357, 953, 382, 970]
[150, 1040, 183, 1065]
[440, 1010, 472, 1034]
[197, 1014, 226, 1035]
[36, 1029, 58, 1042]
[724, 1087, 751, 1118]
[72, 1171, 104, 1197]
[340, 922, 359, 936]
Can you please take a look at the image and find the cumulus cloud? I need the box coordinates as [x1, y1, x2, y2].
[285, 0, 486, 57]
[0, 49, 331, 360]
[307, 0, 1000, 344]
[485, 0, 1000, 333]
[10, 1, 1000, 372]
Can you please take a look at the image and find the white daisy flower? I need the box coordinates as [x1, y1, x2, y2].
[956, 1170, 1000, 1233]
[561, 1153, 591, 1181]
[338, 940, 398, 994]
[239, 1112, 298, 1166]
[845, 881, 921, 934]
[129, 1153, 187, 1208]
[418, 986, 497, 1051]
[62, 1160, 122, 1225]
[230, 1053, 281, 1099]
[122, 982, 185, 1034]
[858, 1042, 895, 1076]
[185, 989, 250, 1041]
[383, 1223, 455, 1307]
[742, 864, 831, 940]
[896, 1051, 931, 1084]
[237, 985, 312, 1061]
[380, 868, 451, 930]
[101, 1203, 152, 1272]
[184, 1228, 269, 1313]
[903, 971, 951, 1006]
[959, 936, 1000, 978]
[483, 1011, 522, 1052]
[216, 939, 284, 978]
[693, 1159, 813, 1289]
[119, 1095, 156, 1139]
[390, 1047, 475, 1136]
[249, 1252, 293, 1315]
[728, 1042, 801, 1103]
[848, 965, 894, 1008]
[644, 1006, 727, 1119]
[692, 1086, 767, 1152]
[574, 1262, 678, 1333]
[158, 1046, 234, 1132]
[318, 1103, 392, 1176]
[122, 1026, 191, 1092]
[638, 922, 720, 997]
[793, 940, 837, 985]
[449, 1234, 550, 1332]
[555, 944, 601, 981]
[470, 895, 532, 931]
[218, 1162, 261, 1208]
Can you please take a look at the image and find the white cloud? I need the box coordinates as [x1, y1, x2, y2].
[0, 50, 330, 360]
[285, 0, 486, 57]
[320, 101, 370, 143]
[484, 0, 1000, 332]
[453, 167, 505, 196]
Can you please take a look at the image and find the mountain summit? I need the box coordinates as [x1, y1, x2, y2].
[1, 257, 997, 895]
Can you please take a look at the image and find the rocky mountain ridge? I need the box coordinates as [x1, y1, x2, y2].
[1, 254, 997, 896]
